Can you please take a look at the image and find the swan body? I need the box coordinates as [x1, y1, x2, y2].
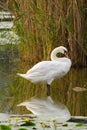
[17, 96, 71, 122]
[17, 46, 71, 95]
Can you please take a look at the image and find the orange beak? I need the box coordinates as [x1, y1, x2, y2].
[64, 51, 69, 58]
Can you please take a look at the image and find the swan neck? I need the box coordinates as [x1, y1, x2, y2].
[51, 48, 61, 61]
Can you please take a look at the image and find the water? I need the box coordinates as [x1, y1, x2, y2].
[0, 49, 87, 116]
[0, 11, 86, 117]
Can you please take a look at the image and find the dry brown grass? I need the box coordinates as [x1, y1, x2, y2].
[9, 0, 87, 67]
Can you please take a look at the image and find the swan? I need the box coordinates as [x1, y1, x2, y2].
[17, 96, 71, 123]
[17, 46, 71, 96]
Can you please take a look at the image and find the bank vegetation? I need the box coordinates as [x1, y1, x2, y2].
[8, 0, 87, 68]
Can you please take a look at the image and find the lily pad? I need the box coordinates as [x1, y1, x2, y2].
[0, 125, 11, 130]
[18, 128, 28, 130]
[21, 121, 36, 126]
[62, 123, 68, 126]
[76, 122, 85, 127]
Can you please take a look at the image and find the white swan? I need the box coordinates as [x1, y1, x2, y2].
[17, 46, 71, 96]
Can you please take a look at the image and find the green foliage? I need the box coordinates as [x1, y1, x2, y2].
[0, 125, 11, 130]
[76, 122, 85, 127]
[13, 0, 20, 11]
[21, 121, 36, 126]
[18, 128, 27, 130]
[62, 123, 68, 127]
[15, 22, 25, 42]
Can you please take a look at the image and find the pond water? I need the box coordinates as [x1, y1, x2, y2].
[0, 46, 87, 116]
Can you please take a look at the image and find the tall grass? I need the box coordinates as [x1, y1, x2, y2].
[9, 0, 87, 67]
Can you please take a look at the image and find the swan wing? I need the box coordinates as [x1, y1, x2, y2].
[26, 61, 70, 82]
[26, 61, 68, 76]
[18, 60, 71, 83]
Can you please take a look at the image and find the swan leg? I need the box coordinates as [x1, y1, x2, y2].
[47, 84, 50, 96]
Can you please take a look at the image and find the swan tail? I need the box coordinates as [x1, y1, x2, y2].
[17, 73, 28, 79]
[17, 102, 28, 107]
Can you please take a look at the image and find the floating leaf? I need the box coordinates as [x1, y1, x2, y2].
[21, 121, 36, 126]
[18, 128, 28, 130]
[32, 127, 37, 130]
[62, 123, 68, 127]
[0, 125, 11, 130]
[76, 123, 85, 127]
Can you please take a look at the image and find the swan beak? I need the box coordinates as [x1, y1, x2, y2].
[64, 51, 69, 58]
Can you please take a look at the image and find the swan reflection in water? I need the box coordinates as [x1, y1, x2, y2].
[17, 96, 71, 123]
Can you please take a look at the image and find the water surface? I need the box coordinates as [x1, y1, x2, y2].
[0, 54, 87, 116]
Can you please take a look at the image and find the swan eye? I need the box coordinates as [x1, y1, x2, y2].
[64, 50, 69, 57]
[64, 50, 67, 53]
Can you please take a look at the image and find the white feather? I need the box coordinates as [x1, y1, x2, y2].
[17, 46, 71, 85]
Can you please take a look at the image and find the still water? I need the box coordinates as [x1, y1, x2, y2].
[0, 52, 87, 116]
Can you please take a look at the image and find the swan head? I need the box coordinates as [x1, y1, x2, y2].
[58, 46, 68, 58]
[51, 46, 69, 61]
[57, 46, 67, 54]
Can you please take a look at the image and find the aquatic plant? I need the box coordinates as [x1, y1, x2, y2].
[0, 125, 11, 130]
